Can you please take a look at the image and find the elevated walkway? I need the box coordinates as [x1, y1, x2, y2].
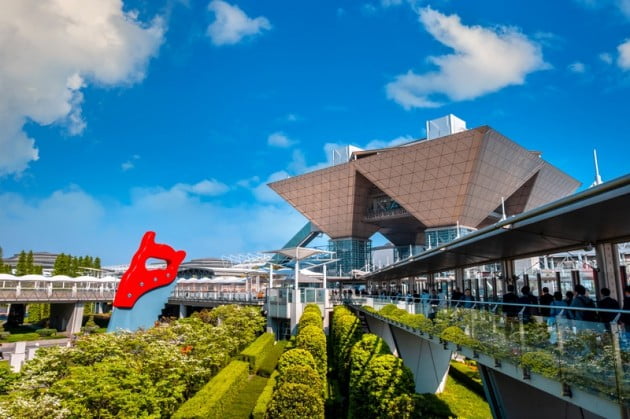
[348, 299, 630, 419]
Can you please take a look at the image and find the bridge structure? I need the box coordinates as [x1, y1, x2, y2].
[337, 174, 630, 419]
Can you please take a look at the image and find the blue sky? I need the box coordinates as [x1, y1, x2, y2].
[1, 0, 629, 264]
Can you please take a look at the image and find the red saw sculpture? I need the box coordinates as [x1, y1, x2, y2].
[113, 231, 186, 309]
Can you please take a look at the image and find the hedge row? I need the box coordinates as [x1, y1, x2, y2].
[257, 340, 289, 377]
[252, 371, 278, 419]
[263, 308, 328, 418]
[239, 332, 275, 373]
[331, 306, 363, 388]
[172, 360, 249, 419]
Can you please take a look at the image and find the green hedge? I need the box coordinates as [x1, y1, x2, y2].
[520, 351, 560, 378]
[331, 306, 362, 385]
[252, 371, 278, 419]
[299, 311, 322, 330]
[239, 332, 275, 372]
[303, 304, 322, 316]
[295, 325, 327, 379]
[36, 328, 57, 337]
[275, 364, 322, 391]
[265, 382, 324, 419]
[172, 360, 249, 419]
[277, 349, 316, 375]
[258, 340, 289, 377]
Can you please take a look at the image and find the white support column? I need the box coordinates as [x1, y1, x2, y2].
[10, 342, 26, 372]
[596, 243, 622, 301]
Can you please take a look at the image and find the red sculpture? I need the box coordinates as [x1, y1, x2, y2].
[113, 231, 186, 309]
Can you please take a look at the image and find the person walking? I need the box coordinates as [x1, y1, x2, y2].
[539, 287, 554, 317]
[569, 284, 597, 322]
[502, 284, 519, 317]
[597, 287, 620, 325]
[518, 285, 538, 322]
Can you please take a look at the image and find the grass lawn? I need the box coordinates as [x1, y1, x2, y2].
[224, 375, 268, 418]
[438, 375, 492, 419]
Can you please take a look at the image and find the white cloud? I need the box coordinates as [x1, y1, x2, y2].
[267, 132, 296, 148]
[574, 0, 630, 19]
[253, 171, 290, 203]
[618, 40, 630, 69]
[121, 162, 135, 172]
[207, 0, 271, 46]
[381, 0, 404, 6]
[364, 135, 414, 149]
[386, 8, 547, 109]
[0, 181, 305, 264]
[0, 0, 164, 177]
[173, 179, 229, 196]
[568, 61, 586, 73]
[599, 52, 614, 64]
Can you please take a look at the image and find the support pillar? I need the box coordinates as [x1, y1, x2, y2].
[9, 342, 26, 372]
[454, 268, 465, 292]
[596, 243, 622, 301]
[179, 304, 187, 319]
[502, 259, 516, 284]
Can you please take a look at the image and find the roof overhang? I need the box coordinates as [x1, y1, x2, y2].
[365, 173, 630, 281]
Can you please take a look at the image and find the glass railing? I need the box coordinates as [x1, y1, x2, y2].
[350, 297, 630, 406]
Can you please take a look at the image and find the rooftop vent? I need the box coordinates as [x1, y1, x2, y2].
[331, 145, 363, 165]
[426, 114, 467, 140]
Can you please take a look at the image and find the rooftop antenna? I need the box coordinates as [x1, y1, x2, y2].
[591, 149, 603, 187]
[501, 197, 507, 221]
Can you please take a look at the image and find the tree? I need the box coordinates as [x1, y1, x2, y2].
[16, 251, 27, 276]
[94, 257, 101, 269]
[26, 251, 34, 274]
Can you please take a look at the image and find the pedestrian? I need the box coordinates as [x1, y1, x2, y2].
[569, 284, 597, 322]
[502, 284, 519, 318]
[539, 287, 554, 317]
[597, 287, 620, 325]
[518, 285, 538, 322]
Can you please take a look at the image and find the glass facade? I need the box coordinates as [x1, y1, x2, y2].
[328, 238, 372, 276]
[425, 225, 475, 249]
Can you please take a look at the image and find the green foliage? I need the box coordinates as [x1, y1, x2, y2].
[351, 354, 415, 419]
[265, 383, 324, 419]
[277, 349, 316, 375]
[438, 375, 492, 419]
[35, 328, 57, 337]
[229, 375, 269, 419]
[448, 362, 485, 398]
[275, 364, 322, 390]
[258, 340, 289, 377]
[348, 334, 391, 417]
[299, 311, 323, 330]
[82, 316, 99, 334]
[399, 312, 434, 333]
[295, 325, 327, 379]
[1, 305, 266, 418]
[194, 305, 266, 351]
[379, 304, 400, 316]
[27, 304, 50, 324]
[52, 253, 101, 277]
[409, 393, 455, 418]
[173, 360, 249, 419]
[0, 362, 18, 395]
[239, 332, 275, 372]
[303, 303, 322, 316]
[253, 371, 278, 419]
[520, 351, 559, 378]
[331, 306, 362, 386]
[440, 325, 475, 347]
[16, 251, 27, 276]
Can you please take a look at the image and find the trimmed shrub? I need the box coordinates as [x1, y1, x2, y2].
[36, 328, 57, 337]
[258, 340, 289, 377]
[440, 326, 475, 347]
[265, 383, 324, 419]
[299, 311, 322, 330]
[348, 334, 391, 416]
[520, 351, 560, 378]
[400, 312, 434, 333]
[252, 371, 278, 419]
[81, 316, 99, 334]
[379, 304, 399, 316]
[172, 360, 249, 419]
[239, 332, 275, 372]
[351, 354, 415, 419]
[331, 307, 362, 381]
[295, 325, 327, 379]
[277, 349, 316, 375]
[275, 364, 322, 390]
[303, 304, 322, 316]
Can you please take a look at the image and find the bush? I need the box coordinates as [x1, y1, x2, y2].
[351, 354, 415, 419]
[81, 316, 99, 334]
[410, 393, 454, 418]
[440, 326, 475, 347]
[331, 308, 362, 381]
[277, 349, 316, 375]
[252, 371, 278, 419]
[172, 360, 249, 419]
[303, 304, 322, 316]
[265, 383, 324, 419]
[239, 332, 275, 373]
[36, 328, 57, 337]
[299, 312, 322, 330]
[275, 364, 322, 390]
[257, 340, 289, 378]
[520, 351, 559, 378]
[348, 334, 391, 416]
[400, 312, 434, 333]
[295, 325, 327, 379]
[379, 304, 399, 316]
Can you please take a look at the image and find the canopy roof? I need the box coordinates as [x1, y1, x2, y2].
[365, 174, 630, 281]
[264, 247, 333, 261]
